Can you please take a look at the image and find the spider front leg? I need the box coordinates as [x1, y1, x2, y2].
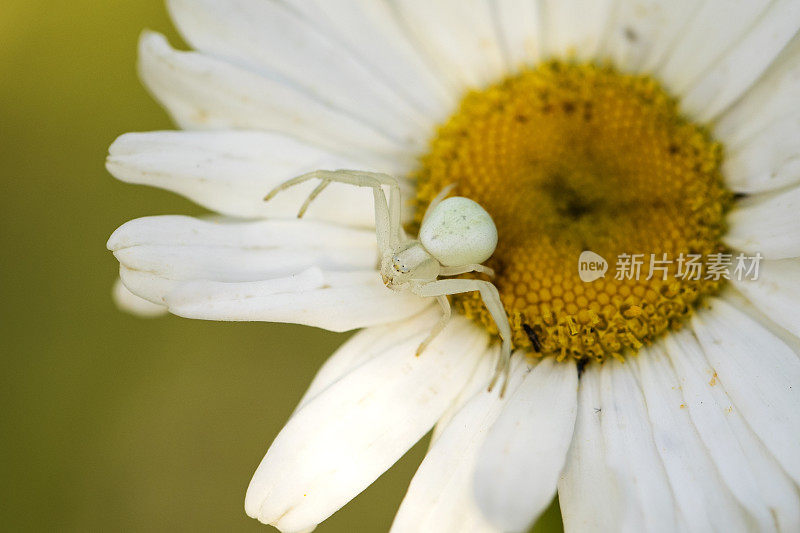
[439, 264, 495, 277]
[264, 169, 405, 251]
[413, 278, 513, 396]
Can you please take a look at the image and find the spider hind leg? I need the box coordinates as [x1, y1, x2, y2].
[413, 278, 513, 396]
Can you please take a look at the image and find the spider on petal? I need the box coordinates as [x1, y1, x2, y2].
[265, 169, 513, 393]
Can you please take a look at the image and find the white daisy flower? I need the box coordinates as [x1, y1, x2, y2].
[107, 1, 800, 531]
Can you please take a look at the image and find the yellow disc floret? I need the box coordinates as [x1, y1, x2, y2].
[413, 61, 731, 363]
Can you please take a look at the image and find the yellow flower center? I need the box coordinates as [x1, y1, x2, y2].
[413, 62, 732, 363]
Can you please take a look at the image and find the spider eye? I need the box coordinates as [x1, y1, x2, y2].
[392, 256, 409, 273]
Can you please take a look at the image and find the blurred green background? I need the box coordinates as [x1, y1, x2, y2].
[0, 1, 562, 531]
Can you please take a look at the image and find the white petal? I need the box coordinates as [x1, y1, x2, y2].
[391, 354, 531, 533]
[112, 277, 167, 317]
[723, 289, 800, 358]
[666, 329, 800, 531]
[600, 0, 702, 74]
[137, 31, 407, 158]
[725, 185, 800, 259]
[292, 309, 454, 415]
[722, 115, 800, 194]
[108, 215, 374, 250]
[244, 314, 487, 532]
[295, 306, 472, 414]
[107, 131, 411, 226]
[599, 359, 678, 532]
[541, 0, 615, 61]
[716, 31, 800, 142]
[119, 265, 430, 332]
[732, 258, 800, 339]
[166, 0, 432, 147]
[632, 346, 750, 533]
[495, 0, 543, 69]
[393, 0, 508, 90]
[474, 357, 578, 532]
[680, 0, 800, 121]
[293, 329, 386, 415]
[692, 298, 800, 485]
[655, 0, 772, 97]
[109, 215, 378, 281]
[430, 345, 500, 445]
[109, 215, 430, 329]
[715, 33, 800, 191]
[558, 364, 623, 532]
[287, 0, 457, 117]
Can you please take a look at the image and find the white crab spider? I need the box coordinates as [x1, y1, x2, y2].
[264, 170, 513, 393]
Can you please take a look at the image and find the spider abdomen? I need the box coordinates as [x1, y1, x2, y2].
[419, 197, 498, 267]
